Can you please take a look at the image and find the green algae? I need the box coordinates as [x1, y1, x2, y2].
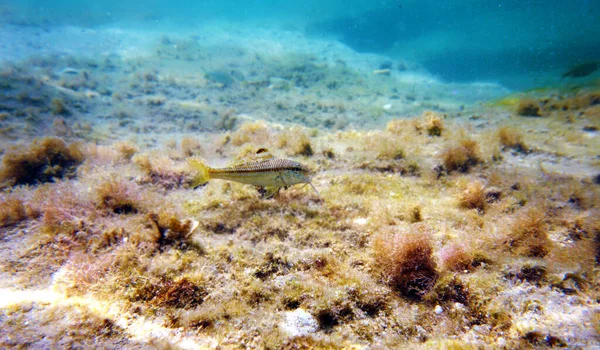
[0, 49, 599, 349]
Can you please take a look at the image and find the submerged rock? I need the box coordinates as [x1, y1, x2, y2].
[205, 70, 235, 87]
[561, 61, 600, 78]
[280, 309, 318, 337]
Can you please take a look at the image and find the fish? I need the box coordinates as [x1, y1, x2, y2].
[189, 148, 319, 198]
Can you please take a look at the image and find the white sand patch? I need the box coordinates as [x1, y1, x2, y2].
[0, 287, 216, 349]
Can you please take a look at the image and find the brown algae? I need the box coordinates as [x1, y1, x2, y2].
[0, 53, 599, 349]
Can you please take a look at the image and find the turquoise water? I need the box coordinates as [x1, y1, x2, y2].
[1, 0, 599, 89]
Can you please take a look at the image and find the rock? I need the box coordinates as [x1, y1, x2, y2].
[205, 70, 234, 87]
[379, 60, 393, 70]
[280, 309, 319, 337]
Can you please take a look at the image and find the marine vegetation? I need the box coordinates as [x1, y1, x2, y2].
[0, 48, 599, 349]
[373, 227, 438, 300]
[497, 126, 529, 153]
[440, 139, 482, 173]
[0, 137, 84, 188]
[515, 98, 542, 117]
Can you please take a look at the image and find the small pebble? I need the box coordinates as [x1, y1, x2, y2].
[353, 218, 368, 225]
[453, 302, 466, 311]
[434, 305, 443, 314]
[281, 309, 318, 337]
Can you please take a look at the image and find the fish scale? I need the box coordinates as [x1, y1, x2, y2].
[210, 159, 307, 187]
[188, 150, 318, 198]
[213, 159, 304, 174]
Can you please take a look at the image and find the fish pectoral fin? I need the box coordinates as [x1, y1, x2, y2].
[263, 186, 281, 199]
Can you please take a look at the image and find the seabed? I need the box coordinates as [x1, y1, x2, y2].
[0, 22, 599, 349]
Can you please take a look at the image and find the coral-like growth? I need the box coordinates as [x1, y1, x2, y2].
[28, 181, 94, 234]
[409, 205, 422, 223]
[423, 111, 444, 136]
[0, 196, 28, 229]
[439, 244, 474, 272]
[361, 132, 406, 161]
[386, 118, 418, 136]
[113, 141, 139, 161]
[373, 228, 438, 300]
[215, 108, 238, 131]
[131, 276, 207, 309]
[498, 126, 528, 153]
[153, 277, 207, 309]
[277, 127, 314, 157]
[516, 264, 547, 285]
[96, 179, 141, 215]
[428, 274, 472, 305]
[231, 120, 270, 146]
[180, 137, 203, 157]
[440, 139, 482, 173]
[458, 181, 487, 212]
[50, 98, 69, 115]
[133, 154, 191, 190]
[143, 212, 200, 251]
[506, 208, 551, 258]
[374, 136, 405, 161]
[0, 137, 85, 187]
[57, 252, 115, 295]
[516, 98, 541, 117]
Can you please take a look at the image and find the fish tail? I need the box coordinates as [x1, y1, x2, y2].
[189, 158, 211, 188]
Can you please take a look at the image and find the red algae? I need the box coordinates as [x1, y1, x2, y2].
[0, 196, 28, 229]
[0, 43, 599, 350]
[373, 227, 438, 300]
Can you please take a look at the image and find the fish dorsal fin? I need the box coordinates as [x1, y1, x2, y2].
[256, 148, 273, 160]
[228, 148, 273, 167]
[229, 158, 250, 167]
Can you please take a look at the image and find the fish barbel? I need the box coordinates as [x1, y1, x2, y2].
[189, 148, 318, 198]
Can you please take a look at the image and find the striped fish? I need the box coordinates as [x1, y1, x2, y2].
[189, 148, 318, 198]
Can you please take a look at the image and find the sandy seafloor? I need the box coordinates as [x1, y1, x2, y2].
[0, 21, 599, 349]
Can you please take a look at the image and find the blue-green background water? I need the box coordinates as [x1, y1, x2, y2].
[2, 0, 599, 89]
